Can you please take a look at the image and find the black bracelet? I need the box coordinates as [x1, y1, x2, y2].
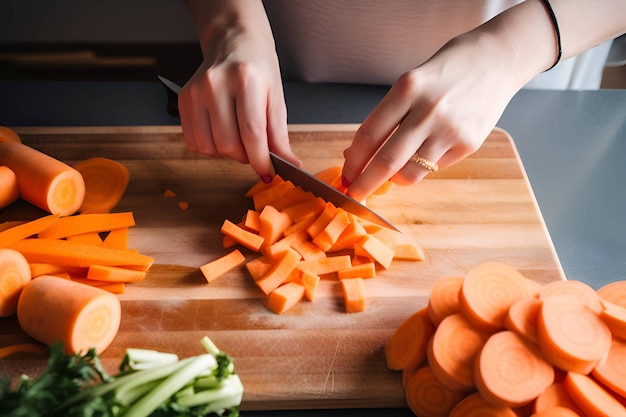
[541, 0, 562, 71]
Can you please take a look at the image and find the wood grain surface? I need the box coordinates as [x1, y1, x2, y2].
[0, 125, 564, 410]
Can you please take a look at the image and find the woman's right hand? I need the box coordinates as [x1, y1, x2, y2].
[178, 0, 301, 183]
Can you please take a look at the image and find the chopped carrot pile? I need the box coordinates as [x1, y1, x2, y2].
[211, 173, 424, 314]
[387, 261, 626, 417]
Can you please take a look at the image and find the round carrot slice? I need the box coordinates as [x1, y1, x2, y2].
[427, 275, 463, 326]
[405, 366, 464, 417]
[591, 337, 626, 398]
[505, 296, 542, 343]
[539, 280, 602, 314]
[459, 262, 532, 332]
[475, 330, 555, 408]
[427, 313, 490, 391]
[0, 248, 32, 317]
[449, 392, 517, 417]
[599, 299, 626, 339]
[384, 307, 435, 370]
[73, 157, 130, 214]
[534, 382, 582, 415]
[597, 280, 626, 308]
[530, 406, 583, 417]
[563, 372, 626, 417]
[537, 297, 611, 374]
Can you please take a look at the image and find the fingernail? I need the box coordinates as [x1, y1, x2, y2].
[342, 176, 351, 188]
[261, 174, 273, 184]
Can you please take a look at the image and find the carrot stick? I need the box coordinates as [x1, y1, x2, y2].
[537, 297, 612, 374]
[101, 227, 129, 250]
[597, 280, 626, 308]
[427, 313, 490, 392]
[199, 249, 246, 284]
[73, 157, 129, 214]
[449, 392, 517, 417]
[221, 219, 264, 252]
[599, 299, 626, 339]
[534, 382, 583, 415]
[29, 263, 86, 278]
[267, 282, 305, 314]
[281, 196, 326, 223]
[475, 330, 555, 408]
[244, 174, 284, 198]
[38, 212, 135, 239]
[404, 366, 465, 417]
[297, 255, 352, 276]
[66, 232, 103, 246]
[0, 342, 48, 359]
[539, 280, 602, 314]
[263, 230, 308, 259]
[328, 219, 368, 252]
[459, 262, 533, 333]
[17, 275, 121, 354]
[505, 296, 542, 343]
[87, 264, 147, 283]
[243, 209, 262, 233]
[0, 220, 26, 233]
[306, 202, 338, 239]
[283, 212, 318, 236]
[312, 208, 351, 252]
[258, 204, 293, 249]
[301, 270, 320, 302]
[0, 126, 22, 143]
[0, 213, 60, 248]
[390, 233, 425, 261]
[268, 186, 314, 211]
[0, 248, 32, 317]
[0, 142, 85, 216]
[0, 166, 19, 209]
[71, 279, 126, 294]
[353, 234, 395, 269]
[252, 179, 294, 211]
[384, 307, 435, 371]
[255, 248, 301, 295]
[591, 337, 626, 398]
[337, 262, 376, 280]
[245, 256, 273, 281]
[9, 238, 154, 271]
[426, 275, 463, 327]
[292, 239, 327, 261]
[371, 180, 394, 196]
[341, 277, 366, 313]
[314, 165, 342, 187]
[563, 372, 626, 417]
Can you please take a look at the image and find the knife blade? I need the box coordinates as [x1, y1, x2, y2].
[157, 75, 400, 231]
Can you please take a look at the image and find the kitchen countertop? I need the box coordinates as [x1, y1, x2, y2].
[0, 80, 625, 416]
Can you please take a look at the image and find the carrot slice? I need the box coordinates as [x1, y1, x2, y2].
[426, 275, 463, 327]
[267, 281, 305, 314]
[306, 202, 338, 239]
[475, 330, 555, 408]
[312, 208, 351, 251]
[258, 204, 293, 249]
[297, 255, 352, 276]
[0, 213, 60, 248]
[505, 296, 542, 344]
[221, 219, 264, 252]
[17, 275, 121, 354]
[281, 196, 326, 223]
[353, 234, 395, 269]
[530, 406, 583, 417]
[341, 277, 366, 313]
[591, 337, 626, 398]
[537, 297, 612, 374]
[539, 280, 602, 314]
[337, 262, 376, 280]
[252, 179, 294, 211]
[563, 372, 626, 417]
[599, 299, 626, 339]
[314, 165, 342, 187]
[328, 219, 368, 252]
[534, 382, 583, 415]
[390, 233, 425, 261]
[427, 313, 490, 392]
[301, 270, 320, 302]
[449, 392, 517, 417]
[245, 256, 273, 281]
[597, 280, 626, 308]
[262, 230, 308, 259]
[292, 239, 327, 261]
[38, 212, 135, 240]
[199, 249, 246, 284]
[404, 366, 465, 417]
[459, 262, 532, 333]
[384, 307, 435, 371]
[66, 232, 103, 246]
[245, 174, 284, 198]
[242, 209, 262, 233]
[255, 248, 301, 295]
[87, 264, 147, 283]
[0, 142, 86, 216]
[9, 238, 154, 271]
[0, 166, 19, 209]
[0, 342, 48, 359]
[73, 157, 129, 214]
[0, 126, 22, 143]
[0, 248, 32, 317]
[269, 186, 314, 211]
[101, 227, 129, 250]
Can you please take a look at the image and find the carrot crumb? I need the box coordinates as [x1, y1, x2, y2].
[178, 201, 189, 211]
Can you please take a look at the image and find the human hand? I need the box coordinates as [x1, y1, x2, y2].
[178, 2, 301, 183]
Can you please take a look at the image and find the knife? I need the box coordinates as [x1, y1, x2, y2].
[157, 75, 400, 231]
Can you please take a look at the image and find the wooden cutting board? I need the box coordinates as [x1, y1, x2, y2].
[0, 125, 564, 411]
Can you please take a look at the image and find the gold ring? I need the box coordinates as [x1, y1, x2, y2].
[409, 152, 438, 172]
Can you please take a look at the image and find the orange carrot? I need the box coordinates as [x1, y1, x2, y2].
[0, 213, 60, 248]
[328, 219, 368, 252]
[245, 174, 284, 198]
[337, 262, 376, 280]
[243, 209, 262, 233]
[341, 277, 365, 313]
[221, 219, 264, 252]
[597, 280, 626, 308]
[71, 279, 126, 294]
[0, 126, 22, 143]
[0, 342, 48, 359]
[281, 196, 326, 223]
[269, 186, 314, 211]
[426, 275, 463, 327]
[314, 165, 342, 187]
[199, 249, 246, 284]
[390, 233, 425, 261]
[459, 262, 532, 333]
[17, 275, 121, 354]
[73, 157, 129, 214]
[9, 238, 154, 271]
[427, 313, 490, 392]
[474, 330, 555, 408]
[101, 227, 129, 250]
[163, 188, 176, 198]
[306, 202, 338, 239]
[563, 372, 626, 417]
[0, 166, 19, 209]
[371, 180, 394, 196]
[0, 248, 32, 317]
[312, 208, 351, 251]
[539, 280, 602, 314]
[505, 296, 542, 343]
[245, 256, 273, 281]
[258, 204, 293, 249]
[530, 406, 583, 417]
[66, 232, 103, 246]
[297, 254, 352, 276]
[449, 392, 517, 417]
[353, 234, 395, 269]
[87, 264, 146, 283]
[283, 212, 318, 236]
[599, 299, 626, 339]
[267, 281, 305, 314]
[38, 212, 135, 240]
[292, 239, 327, 261]
[29, 263, 86, 278]
[255, 248, 301, 295]
[537, 297, 612, 374]
[252, 179, 294, 211]
[300, 270, 320, 302]
[404, 366, 465, 417]
[263, 230, 308, 259]
[591, 337, 626, 398]
[534, 382, 583, 415]
[178, 201, 189, 210]
[384, 307, 435, 371]
[0, 142, 85, 216]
